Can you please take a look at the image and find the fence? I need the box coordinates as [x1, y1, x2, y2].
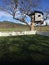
[36, 31, 49, 37]
[0, 31, 36, 36]
[0, 31, 49, 37]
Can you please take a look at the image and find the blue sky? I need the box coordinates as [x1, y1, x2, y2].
[41, 0, 49, 11]
[0, 0, 49, 24]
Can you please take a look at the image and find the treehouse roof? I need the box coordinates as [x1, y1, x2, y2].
[29, 11, 43, 16]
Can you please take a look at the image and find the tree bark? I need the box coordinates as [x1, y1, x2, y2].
[30, 16, 35, 31]
[30, 21, 34, 31]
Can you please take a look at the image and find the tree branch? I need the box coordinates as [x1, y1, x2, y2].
[13, 16, 30, 27]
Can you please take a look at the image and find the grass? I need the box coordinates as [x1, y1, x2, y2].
[0, 35, 49, 64]
[35, 26, 49, 31]
[0, 26, 49, 32]
[0, 27, 29, 32]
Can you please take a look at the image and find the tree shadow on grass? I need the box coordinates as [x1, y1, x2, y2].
[0, 35, 49, 64]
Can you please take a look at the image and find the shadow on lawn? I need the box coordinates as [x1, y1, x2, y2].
[0, 35, 49, 64]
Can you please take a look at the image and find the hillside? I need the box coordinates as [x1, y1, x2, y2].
[0, 21, 29, 31]
[0, 21, 49, 32]
[0, 21, 27, 28]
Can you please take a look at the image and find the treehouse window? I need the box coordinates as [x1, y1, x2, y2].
[38, 15, 41, 17]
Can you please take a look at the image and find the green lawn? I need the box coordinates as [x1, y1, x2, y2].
[0, 35, 49, 64]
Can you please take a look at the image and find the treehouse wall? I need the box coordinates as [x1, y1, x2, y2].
[34, 12, 44, 22]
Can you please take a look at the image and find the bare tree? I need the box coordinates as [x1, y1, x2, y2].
[0, 0, 41, 30]
[18, 0, 41, 30]
[44, 8, 49, 20]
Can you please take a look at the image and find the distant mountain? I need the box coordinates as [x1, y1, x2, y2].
[0, 21, 29, 28]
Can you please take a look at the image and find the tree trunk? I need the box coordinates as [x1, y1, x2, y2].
[30, 21, 35, 31]
[30, 16, 35, 31]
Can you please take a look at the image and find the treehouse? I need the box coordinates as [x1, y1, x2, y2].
[29, 11, 44, 24]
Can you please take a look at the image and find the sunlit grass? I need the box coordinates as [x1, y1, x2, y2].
[35, 26, 49, 31]
[0, 26, 49, 32]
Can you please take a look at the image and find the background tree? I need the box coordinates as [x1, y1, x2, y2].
[44, 8, 49, 20]
[0, 0, 41, 30]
